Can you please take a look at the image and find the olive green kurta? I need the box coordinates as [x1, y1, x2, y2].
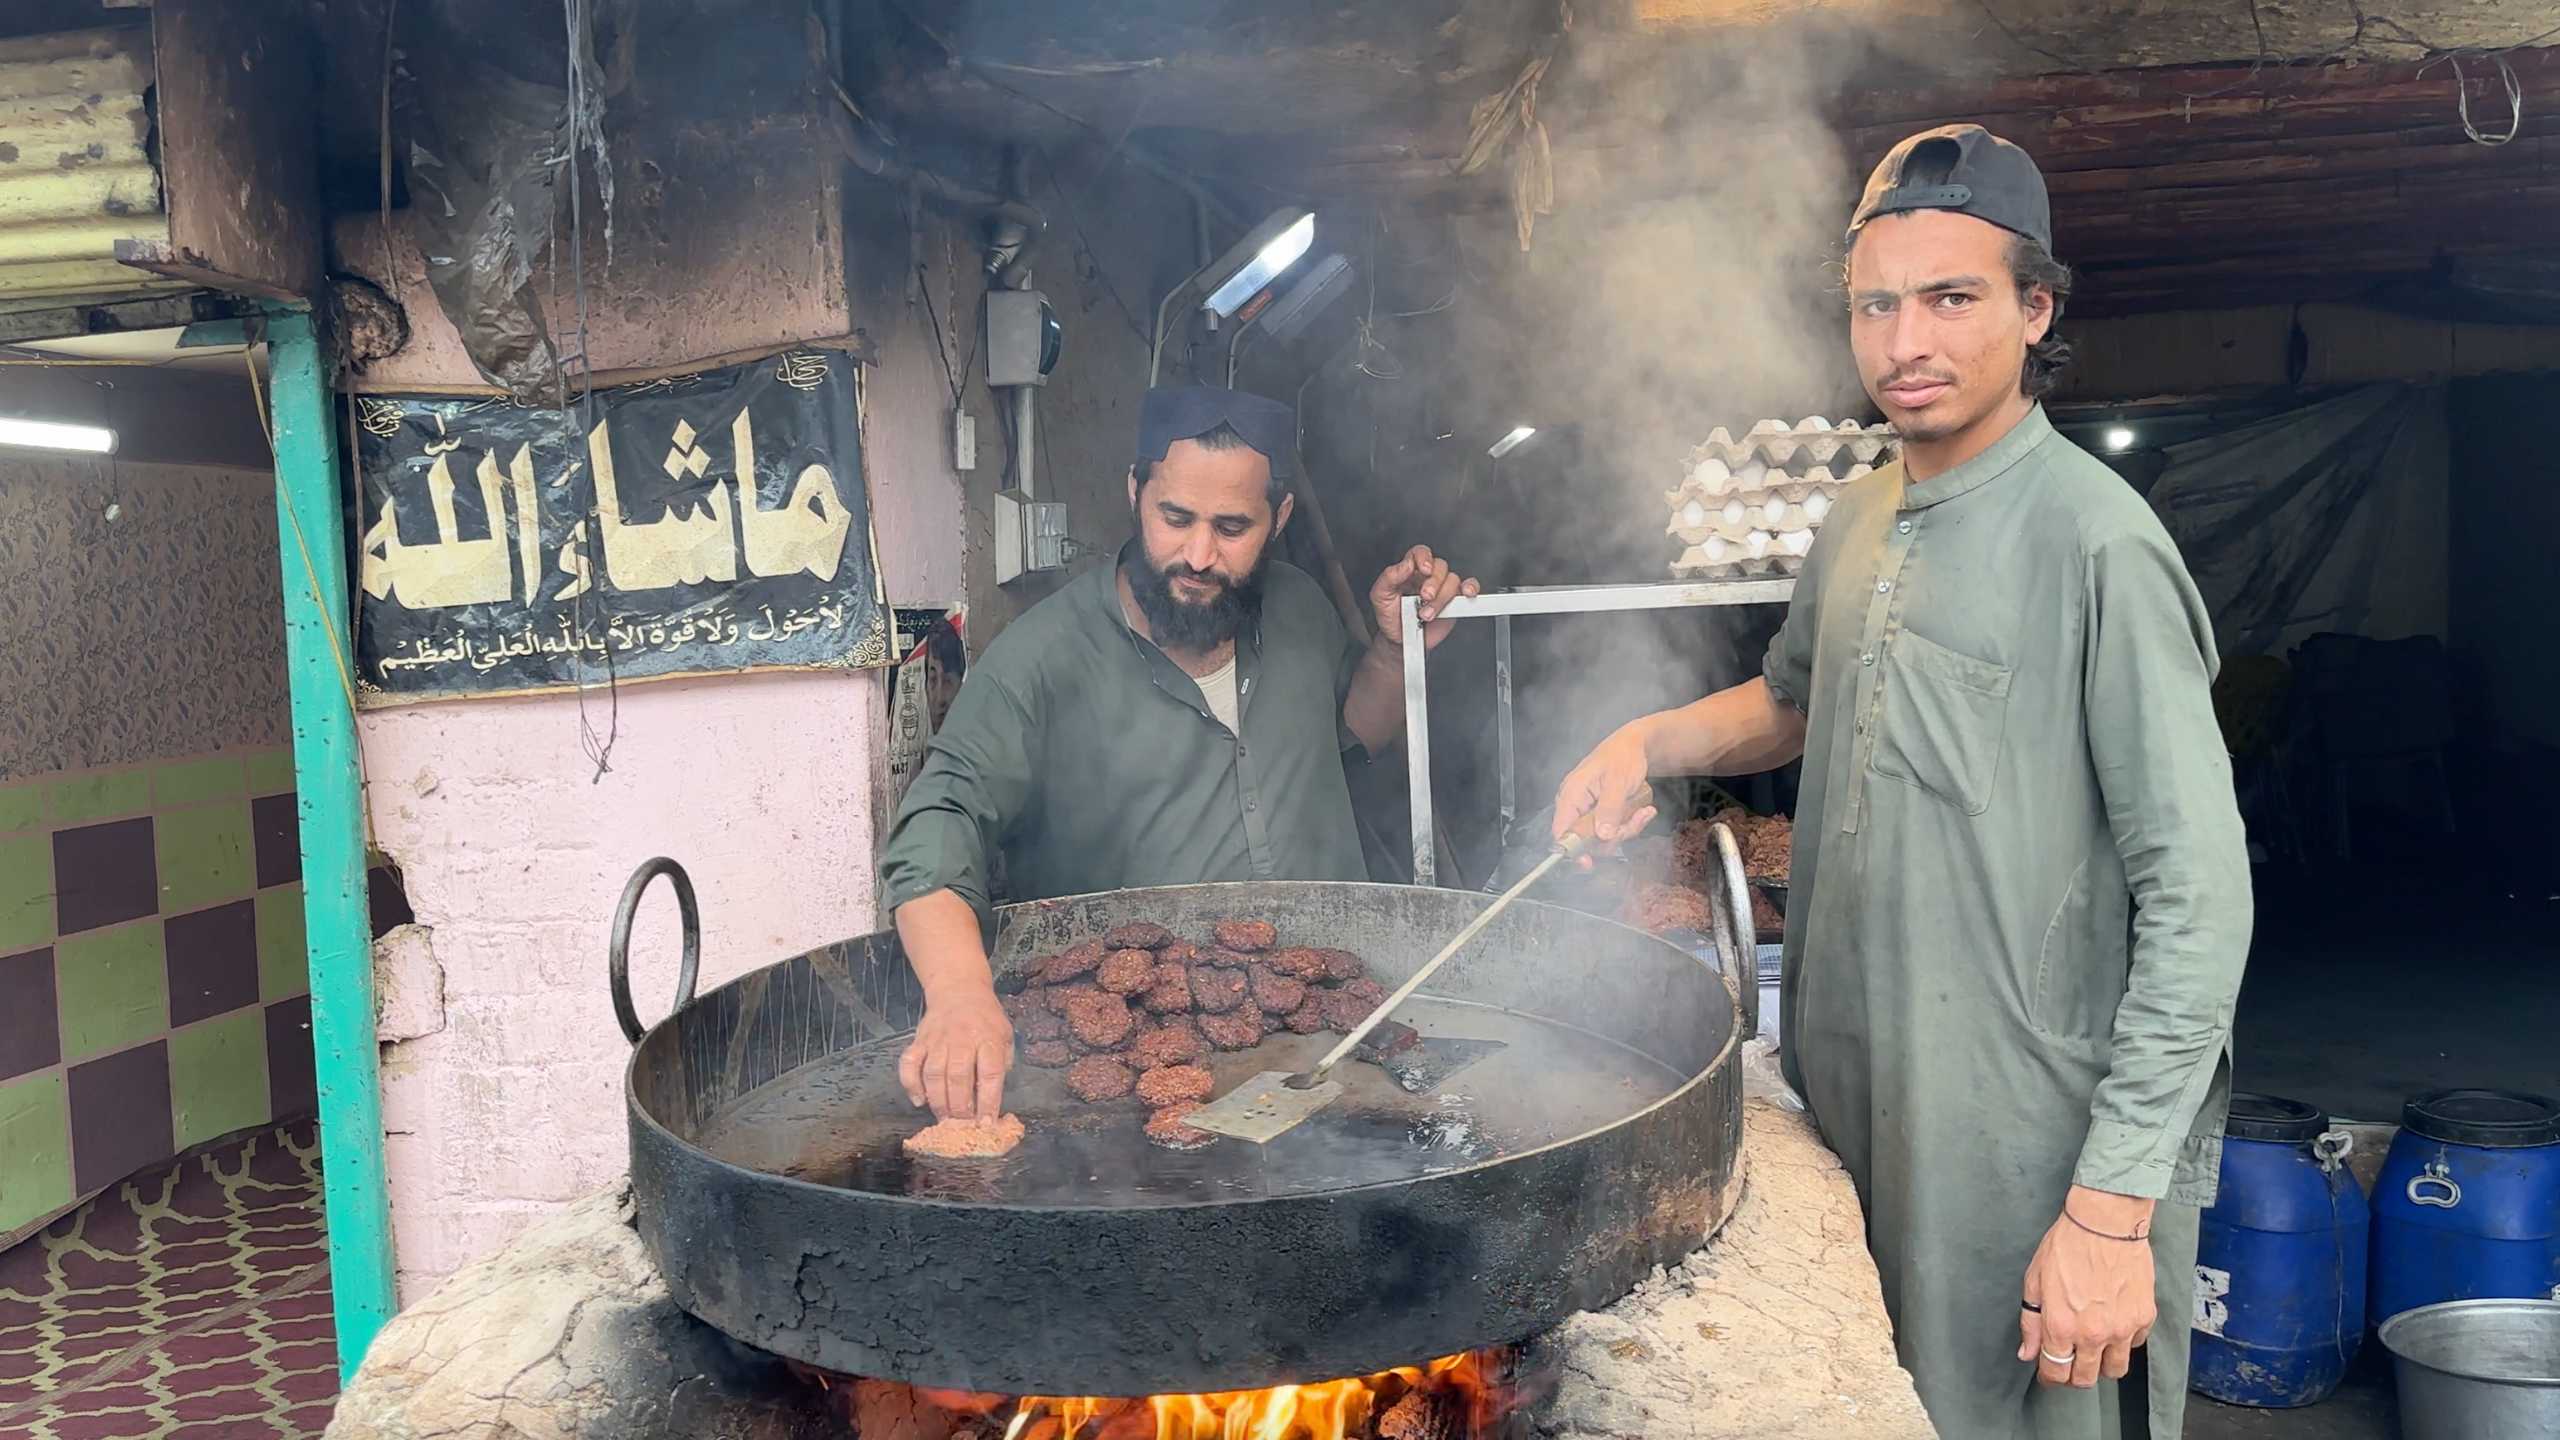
[1764, 406, 2252, 1439]
[879, 550, 1370, 919]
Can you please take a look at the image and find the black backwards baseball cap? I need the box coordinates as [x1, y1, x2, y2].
[1847, 124, 2052, 253]
[1137, 384, 1295, 480]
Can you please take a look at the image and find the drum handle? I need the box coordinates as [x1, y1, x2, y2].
[2312, 1129, 2354, 1174]
[609, 857, 701, 1046]
[2407, 1154, 2463, 1209]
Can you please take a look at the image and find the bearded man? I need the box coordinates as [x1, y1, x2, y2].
[879, 384, 1479, 1122]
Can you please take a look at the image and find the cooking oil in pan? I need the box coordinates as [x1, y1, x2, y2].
[695, 998, 1686, 1208]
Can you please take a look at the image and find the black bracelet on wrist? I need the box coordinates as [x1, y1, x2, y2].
[2062, 1205, 2151, 1243]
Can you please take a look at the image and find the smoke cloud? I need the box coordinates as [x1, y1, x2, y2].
[1426, 23, 1900, 840]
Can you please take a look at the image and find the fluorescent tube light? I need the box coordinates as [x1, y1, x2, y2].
[0, 417, 116, 453]
[1204, 213, 1316, 318]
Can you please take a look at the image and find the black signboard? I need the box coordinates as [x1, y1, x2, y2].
[350, 348, 887, 705]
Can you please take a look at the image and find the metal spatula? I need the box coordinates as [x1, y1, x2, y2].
[1186, 827, 1592, 1144]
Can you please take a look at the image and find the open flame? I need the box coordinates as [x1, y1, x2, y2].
[830, 1348, 1519, 1440]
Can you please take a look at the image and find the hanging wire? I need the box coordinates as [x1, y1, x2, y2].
[1352, 216, 1404, 381]
[2420, 48, 2527, 144]
[917, 260, 965, 407]
[559, 0, 619, 780]
[1032, 143, 1155, 353]
[379, 0, 402, 311]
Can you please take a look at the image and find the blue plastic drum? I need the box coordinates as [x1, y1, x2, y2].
[2370, 1089, 2560, 1326]
[2190, 1093, 2370, 1407]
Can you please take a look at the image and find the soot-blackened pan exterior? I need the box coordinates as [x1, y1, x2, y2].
[619, 878, 1742, 1396]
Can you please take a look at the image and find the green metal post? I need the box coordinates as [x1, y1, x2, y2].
[263, 306, 398, 1377]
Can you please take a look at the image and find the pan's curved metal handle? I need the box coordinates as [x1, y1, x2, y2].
[609, 857, 700, 1046]
[1708, 822, 1759, 1040]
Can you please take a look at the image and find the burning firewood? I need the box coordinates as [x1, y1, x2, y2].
[1377, 1388, 1467, 1440]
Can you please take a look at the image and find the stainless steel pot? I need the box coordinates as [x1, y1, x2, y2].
[2376, 1297, 2560, 1440]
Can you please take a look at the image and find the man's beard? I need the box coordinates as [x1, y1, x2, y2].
[1128, 544, 1268, 652]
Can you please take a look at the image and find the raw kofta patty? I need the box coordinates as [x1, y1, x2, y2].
[1625, 882, 1714, 935]
[1249, 965, 1308, 1015]
[1190, 966, 1249, 1014]
[1104, 922, 1174, 950]
[903, 1113, 1026, 1159]
[1041, 941, 1107, 984]
[1211, 919, 1278, 953]
[1134, 1063, 1216, 1107]
[1021, 1039, 1076, 1069]
[1063, 1055, 1136, 1102]
[1097, 948, 1158, 995]
[1130, 1020, 1205, 1068]
[1144, 1102, 1217, 1151]
[1197, 1009, 1266, 1051]
[1062, 991, 1137, 1049]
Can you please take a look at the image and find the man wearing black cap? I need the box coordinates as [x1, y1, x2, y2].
[1553, 126, 2250, 1437]
[878, 384, 1478, 1122]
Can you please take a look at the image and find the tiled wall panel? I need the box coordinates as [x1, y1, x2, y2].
[0, 747, 313, 1244]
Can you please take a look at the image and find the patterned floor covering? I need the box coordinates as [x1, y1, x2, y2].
[0, 1119, 336, 1439]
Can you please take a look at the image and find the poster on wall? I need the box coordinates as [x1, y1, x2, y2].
[350, 347, 888, 705]
[883, 606, 967, 812]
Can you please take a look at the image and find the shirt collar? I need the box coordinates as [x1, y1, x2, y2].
[1896, 403, 2053, 511]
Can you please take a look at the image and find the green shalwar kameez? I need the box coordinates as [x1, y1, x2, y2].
[1764, 406, 2253, 1439]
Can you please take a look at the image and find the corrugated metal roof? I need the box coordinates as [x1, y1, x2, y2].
[0, 26, 185, 316]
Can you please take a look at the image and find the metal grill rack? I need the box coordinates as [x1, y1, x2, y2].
[1397, 580, 1793, 888]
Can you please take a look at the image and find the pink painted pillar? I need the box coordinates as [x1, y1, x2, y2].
[358, 670, 880, 1301]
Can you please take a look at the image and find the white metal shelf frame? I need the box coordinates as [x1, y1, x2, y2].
[1397, 580, 1795, 887]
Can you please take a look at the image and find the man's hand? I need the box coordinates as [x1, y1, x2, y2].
[898, 985, 1013, 1121]
[1553, 721, 1661, 854]
[1370, 545, 1480, 653]
[2018, 1186, 2160, 1389]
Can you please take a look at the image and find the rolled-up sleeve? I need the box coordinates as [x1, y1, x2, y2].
[878, 659, 1041, 921]
[2072, 528, 2254, 1199]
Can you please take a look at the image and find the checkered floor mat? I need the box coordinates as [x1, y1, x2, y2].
[0, 1119, 336, 1438]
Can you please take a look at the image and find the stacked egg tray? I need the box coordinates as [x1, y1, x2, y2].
[1667, 418, 1899, 578]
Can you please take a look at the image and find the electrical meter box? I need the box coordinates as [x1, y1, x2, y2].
[986, 290, 1062, 388]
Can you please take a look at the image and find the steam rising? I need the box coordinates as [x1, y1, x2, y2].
[1366, 25, 1892, 840]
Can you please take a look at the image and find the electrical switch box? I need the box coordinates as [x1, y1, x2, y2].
[993, 490, 1069, 586]
[986, 289, 1061, 388]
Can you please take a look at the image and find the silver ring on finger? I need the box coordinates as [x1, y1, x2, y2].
[2039, 1349, 2077, 1365]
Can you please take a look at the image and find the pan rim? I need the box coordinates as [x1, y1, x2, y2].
[624, 880, 1743, 1216]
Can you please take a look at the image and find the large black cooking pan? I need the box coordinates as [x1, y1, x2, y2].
[612, 868, 1742, 1397]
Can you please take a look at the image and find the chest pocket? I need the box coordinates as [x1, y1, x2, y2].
[1871, 627, 2014, 815]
